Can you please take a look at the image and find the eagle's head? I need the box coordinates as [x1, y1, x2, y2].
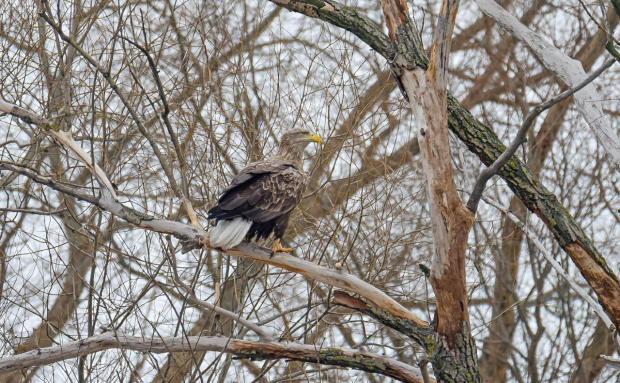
[277, 128, 323, 164]
[280, 128, 323, 148]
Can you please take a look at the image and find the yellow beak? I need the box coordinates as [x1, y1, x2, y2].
[306, 133, 323, 144]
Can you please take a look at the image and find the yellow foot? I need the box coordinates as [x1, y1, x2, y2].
[198, 236, 211, 249]
[271, 240, 294, 255]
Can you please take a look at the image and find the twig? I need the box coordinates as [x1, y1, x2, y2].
[466, 58, 615, 212]
[120, 31, 199, 226]
[115, 254, 273, 341]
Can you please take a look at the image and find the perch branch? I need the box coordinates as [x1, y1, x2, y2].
[0, 161, 428, 331]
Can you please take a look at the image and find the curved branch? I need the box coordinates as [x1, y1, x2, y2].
[466, 58, 616, 212]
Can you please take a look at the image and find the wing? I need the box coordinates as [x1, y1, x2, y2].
[222, 159, 294, 194]
[208, 161, 307, 223]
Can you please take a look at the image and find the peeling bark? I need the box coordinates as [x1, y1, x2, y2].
[378, 0, 480, 380]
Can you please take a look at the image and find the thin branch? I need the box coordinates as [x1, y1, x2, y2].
[0, 207, 67, 216]
[419, 360, 432, 383]
[0, 334, 425, 382]
[38, 10, 188, 208]
[166, 246, 275, 341]
[466, 57, 616, 212]
[115, 254, 274, 341]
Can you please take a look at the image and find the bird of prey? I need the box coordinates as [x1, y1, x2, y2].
[207, 129, 322, 253]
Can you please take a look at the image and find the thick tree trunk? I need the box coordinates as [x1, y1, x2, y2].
[379, 0, 480, 380]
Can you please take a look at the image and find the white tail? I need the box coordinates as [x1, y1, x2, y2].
[208, 217, 252, 250]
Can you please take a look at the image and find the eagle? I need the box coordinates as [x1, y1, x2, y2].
[207, 129, 322, 253]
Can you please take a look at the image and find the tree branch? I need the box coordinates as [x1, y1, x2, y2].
[0, 334, 425, 382]
[475, 0, 620, 167]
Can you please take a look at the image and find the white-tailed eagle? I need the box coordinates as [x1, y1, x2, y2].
[207, 129, 322, 253]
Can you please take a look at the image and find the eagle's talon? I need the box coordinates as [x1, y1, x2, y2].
[197, 236, 211, 249]
[271, 240, 294, 255]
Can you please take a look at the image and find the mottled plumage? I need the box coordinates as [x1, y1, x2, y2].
[208, 129, 322, 251]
